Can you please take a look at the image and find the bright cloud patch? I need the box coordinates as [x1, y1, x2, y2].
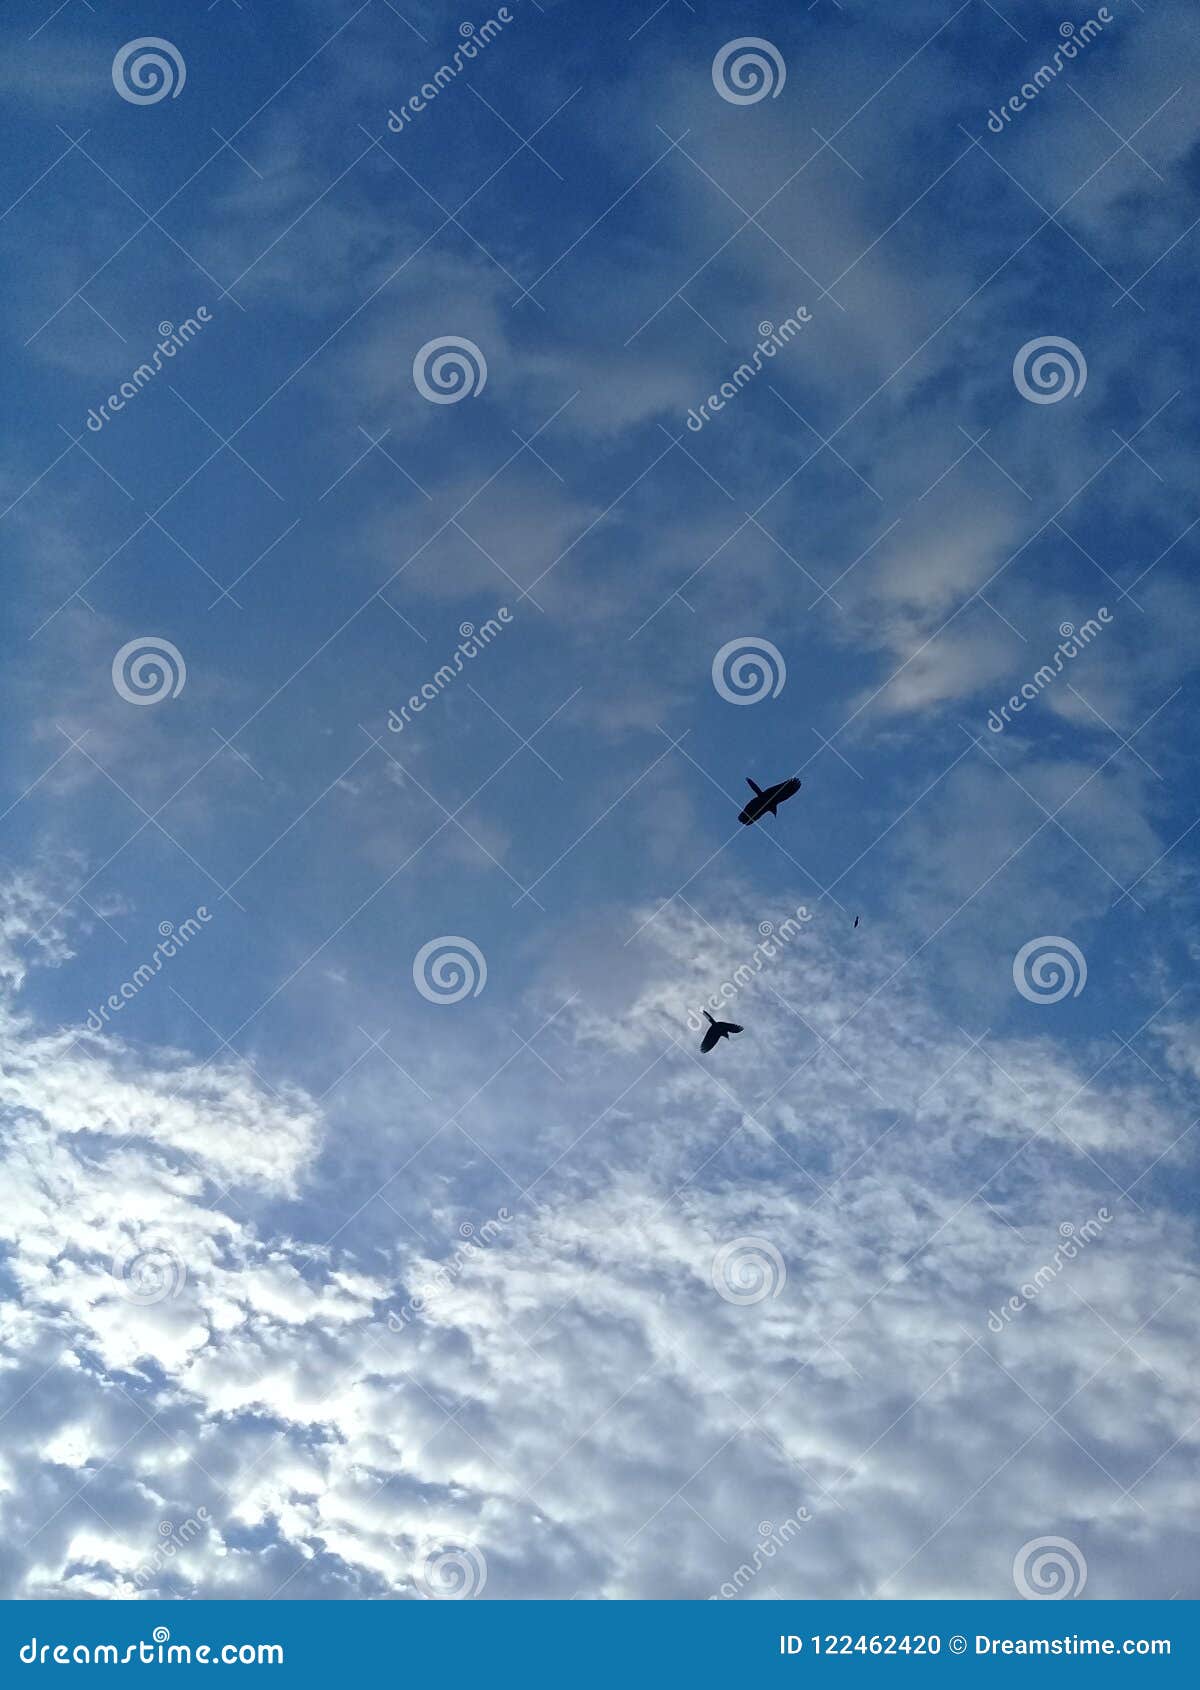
[1, 886, 1195, 1600]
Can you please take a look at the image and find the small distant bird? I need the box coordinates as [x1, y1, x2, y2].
[738, 775, 801, 826]
[700, 1010, 743, 1053]
[853, 915, 859, 928]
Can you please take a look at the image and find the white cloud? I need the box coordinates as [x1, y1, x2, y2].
[1, 877, 1193, 1599]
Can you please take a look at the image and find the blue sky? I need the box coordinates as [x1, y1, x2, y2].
[1, 0, 1198, 1600]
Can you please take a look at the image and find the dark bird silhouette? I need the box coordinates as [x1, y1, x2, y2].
[738, 775, 800, 825]
[853, 915, 859, 928]
[700, 1010, 743, 1053]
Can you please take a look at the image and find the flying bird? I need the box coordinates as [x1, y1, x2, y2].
[700, 1010, 743, 1053]
[738, 775, 800, 825]
[853, 915, 859, 928]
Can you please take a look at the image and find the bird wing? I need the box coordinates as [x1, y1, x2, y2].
[700, 1024, 721, 1052]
